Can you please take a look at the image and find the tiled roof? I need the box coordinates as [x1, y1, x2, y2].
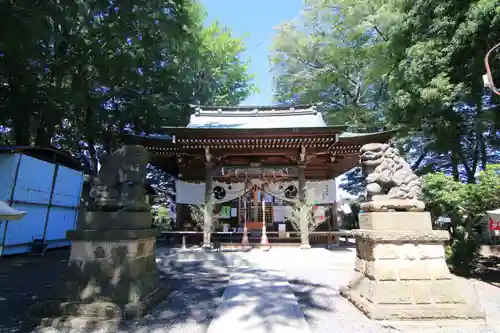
[187, 105, 328, 128]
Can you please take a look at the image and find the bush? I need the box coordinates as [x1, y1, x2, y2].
[445, 226, 480, 277]
[153, 216, 173, 230]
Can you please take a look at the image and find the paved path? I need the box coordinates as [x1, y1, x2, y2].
[206, 259, 311, 333]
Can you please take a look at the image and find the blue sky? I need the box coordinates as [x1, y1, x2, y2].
[200, 0, 303, 106]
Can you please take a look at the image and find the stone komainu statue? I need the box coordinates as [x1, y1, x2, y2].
[88, 145, 150, 212]
[359, 143, 425, 212]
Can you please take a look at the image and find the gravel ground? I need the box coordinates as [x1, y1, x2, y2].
[0, 248, 70, 333]
[0, 247, 231, 333]
[258, 246, 500, 333]
[122, 255, 231, 333]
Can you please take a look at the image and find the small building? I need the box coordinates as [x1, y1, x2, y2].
[125, 105, 395, 235]
[0, 146, 83, 255]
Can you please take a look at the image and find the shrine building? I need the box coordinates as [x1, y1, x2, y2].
[126, 104, 395, 237]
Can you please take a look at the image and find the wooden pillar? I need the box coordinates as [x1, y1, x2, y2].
[298, 165, 306, 204]
[241, 194, 249, 246]
[298, 158, 310, 249]
[176, 203, 183, 230]
[202, 148, 214, 248]
[260, 198, 268, 245]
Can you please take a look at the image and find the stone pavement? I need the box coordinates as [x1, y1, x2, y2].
[206, 258, 311, 333]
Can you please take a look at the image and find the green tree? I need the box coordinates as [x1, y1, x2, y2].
[387, 0, 500, 182]
[422, 165, 500, 275]
[271, 0, 397, 131]
[0, 0, 255, 174]
[270, 0, 401, 194]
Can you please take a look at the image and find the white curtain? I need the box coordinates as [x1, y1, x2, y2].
[175, 180, 248, 204]
[263, 181, 299, 203]
[263, 180, 336, 204]
[306, 180, 336, 204]
[212, 182, 247, 204]
[175, 179, 336, 205]
[175, 181, 204, 205]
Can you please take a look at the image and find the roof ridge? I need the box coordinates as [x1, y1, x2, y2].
[189, 104, 316, 112]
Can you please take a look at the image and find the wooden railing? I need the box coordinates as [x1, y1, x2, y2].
[158, 230, 354, 247]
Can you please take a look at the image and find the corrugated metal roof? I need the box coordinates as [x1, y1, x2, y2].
[187, 105, 328, 128]
[0, 145, 82, 170]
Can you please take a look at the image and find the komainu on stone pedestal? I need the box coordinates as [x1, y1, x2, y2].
[359, 143, 425, 212]
[341, 143, 485, 321]
[30, 145, 167, 330]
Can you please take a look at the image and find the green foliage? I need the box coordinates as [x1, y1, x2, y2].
[446, 226, 480, 277]
[0, 0, 255, 173]
[467, 164, 500, 217]
[422, 172, 468, 221]
[387, 0, 500, 181]
[271, 0, 394, 132]
[272, 0, 500, 194]
[188, 203, 220, 232]
[423, 164, 500, 221]
[423, 165, 500, 275]
[152, 206, 173, 230]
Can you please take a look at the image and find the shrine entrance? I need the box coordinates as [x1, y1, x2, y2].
[125, 104, 396, 247]
[239, 184, 273, 230]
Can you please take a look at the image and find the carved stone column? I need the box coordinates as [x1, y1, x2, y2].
[30, 145, 167, 329]
[202, 148, 214, 248]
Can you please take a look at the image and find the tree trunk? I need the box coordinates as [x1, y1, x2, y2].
[203, 205, 212, 248]
[34, 115, 56, 147]
[11, 90, 31, 145]
[87, 138, 99, 176]
[451, 141, 460, 181]
[300, 223, 311, 249]
[465, 213, 473, 240]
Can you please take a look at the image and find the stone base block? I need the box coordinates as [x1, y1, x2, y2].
[340, 274, 485, 320]
[342, 212, 485, 321]
[30, 235, 168, 329]
[31, 287, 168, 329]
[360, 199, 425, 212]
[359, 211, 432, 231]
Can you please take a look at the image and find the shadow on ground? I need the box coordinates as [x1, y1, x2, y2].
[1, 245, 349, 333]
[474, 255, 500, 287]
[127, 247, 335, 332]
[0, 249, 70, 333]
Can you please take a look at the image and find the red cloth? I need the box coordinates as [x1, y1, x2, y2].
[488, 217, 500, 231]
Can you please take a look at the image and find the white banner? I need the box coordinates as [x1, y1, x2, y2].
[175, 179, 336, 205]
[306, 180, 336, 204]
[176, 180, 247, 205]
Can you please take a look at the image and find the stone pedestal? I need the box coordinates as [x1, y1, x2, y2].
[340, 212, 485, 321]
[30, 146, 167, 329]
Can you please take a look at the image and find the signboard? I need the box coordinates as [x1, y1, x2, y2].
[488, 209, 500, 231]
[219, 206, 231, 219]
[489, 217, 500, 231]
[313, 205, 325, 223]
[273, 206, 286, 222]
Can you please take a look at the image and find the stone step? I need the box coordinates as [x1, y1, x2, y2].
[155, 250, 250, 270]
